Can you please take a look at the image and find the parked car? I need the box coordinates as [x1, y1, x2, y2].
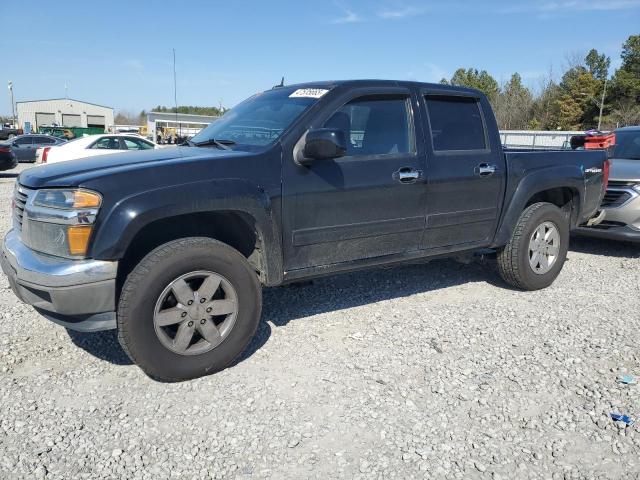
[0, 141, 18, 171]
[5, 134, 66, 163]
[576, 126, 640, 242]
[1, 80, 608, 381]
[0, 124, 23, 140]
[37, 133, 157, 164]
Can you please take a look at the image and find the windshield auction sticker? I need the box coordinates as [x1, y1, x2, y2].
[289, 88, 329, 99]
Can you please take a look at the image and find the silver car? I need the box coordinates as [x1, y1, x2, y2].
[577, 126, 640, 242]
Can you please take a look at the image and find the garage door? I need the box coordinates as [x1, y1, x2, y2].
[87, 115, 105, 128]
[35, 113, 56, 128]
[62, 114, 82, 127]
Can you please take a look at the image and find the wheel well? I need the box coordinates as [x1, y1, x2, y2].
[525, 187, 579, 222]
[117, 211, 264, 289]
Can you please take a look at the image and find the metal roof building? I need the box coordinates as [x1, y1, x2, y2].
[16, 98, 114, 132]
[147, 111, 219, 142]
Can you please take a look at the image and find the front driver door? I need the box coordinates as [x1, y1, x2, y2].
[282, 87, 427, 271]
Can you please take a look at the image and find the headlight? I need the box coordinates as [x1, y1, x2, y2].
[21, 188, 102, 259]
[33, 189, 101, 209]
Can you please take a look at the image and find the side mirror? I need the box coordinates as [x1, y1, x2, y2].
[301, 128, 347, 164]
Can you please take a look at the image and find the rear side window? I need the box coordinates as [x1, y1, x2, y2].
[91, 137, 120, 150]
[323, 95, 414, 157]
[14, 137, 33, 145]
[425, 96, 486, 151]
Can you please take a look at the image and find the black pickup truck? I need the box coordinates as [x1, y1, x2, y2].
[2, 80, 608, 381]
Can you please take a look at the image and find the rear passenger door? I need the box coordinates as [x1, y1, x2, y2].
[421, 91, 506, 250]
[13, 136, 34, 161]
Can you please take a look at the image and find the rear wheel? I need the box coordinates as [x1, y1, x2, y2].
[497, 202, 569, 290]
[117, 237, 262, 381]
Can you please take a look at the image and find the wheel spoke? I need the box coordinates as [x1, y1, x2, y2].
[538, 254, 549, 271]
[171, 279, 194, 306]
[530, 251, 540, 269]
[547, 243, 559, 256]
[544, 227, 555, 242]
[173, 322, 195, 352]
[155, 307, 186, 327]
[197, 319, 222, 344]
[206, 299, 236, 316]
[197, 274, 221, 301]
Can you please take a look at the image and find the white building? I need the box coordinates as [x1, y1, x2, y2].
[147, 111, 218, 142]
[16, 98, 114, 132]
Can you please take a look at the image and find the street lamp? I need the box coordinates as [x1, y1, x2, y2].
[8, 81, 15, 128]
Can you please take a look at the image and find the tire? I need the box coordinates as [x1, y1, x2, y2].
[117, 237, 262, 381]
[7, 134, 15, 140]
[497, 202, 569, 291]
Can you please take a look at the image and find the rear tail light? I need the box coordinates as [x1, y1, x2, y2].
[0, 146, 11, 153]
[42, 147, 51, 163]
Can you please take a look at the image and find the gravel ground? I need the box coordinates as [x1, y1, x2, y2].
[1, 163, 639, 479]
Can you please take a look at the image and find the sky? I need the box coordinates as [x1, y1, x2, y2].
[1, 0, 639, 116]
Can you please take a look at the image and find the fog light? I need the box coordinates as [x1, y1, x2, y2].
[67, 226, 93, 256]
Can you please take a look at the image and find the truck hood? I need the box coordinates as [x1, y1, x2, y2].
[18, 147, 249, 188]
[609, 158, 640, 183]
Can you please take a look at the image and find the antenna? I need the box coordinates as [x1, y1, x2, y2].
[273, 76, 285, 89]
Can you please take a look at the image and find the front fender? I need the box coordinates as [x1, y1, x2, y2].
[493, 164, 584, 247]
[89, 178, 283, 285]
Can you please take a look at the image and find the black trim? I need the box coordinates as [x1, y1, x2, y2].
[292, 216, 424, 246]
[427, 207, 497, 228]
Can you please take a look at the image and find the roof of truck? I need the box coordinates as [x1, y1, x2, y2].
[277, 79, 483, 96]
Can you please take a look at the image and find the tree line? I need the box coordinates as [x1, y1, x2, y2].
[439, 34, 639, 131]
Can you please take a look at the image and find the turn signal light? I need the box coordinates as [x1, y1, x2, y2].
[67, 226, 93, 256]
[73, 190, 102, 208]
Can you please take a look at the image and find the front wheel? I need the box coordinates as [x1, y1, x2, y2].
[497, 202, 569, 291]
[117, 237, 262, 381]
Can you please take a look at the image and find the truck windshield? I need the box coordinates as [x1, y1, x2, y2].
[613, 130, 640, 160]
[191, 87, 328, 150]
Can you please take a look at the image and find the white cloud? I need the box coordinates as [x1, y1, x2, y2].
[124, 59, 144, 71]
[499, 0, 640, 13]
[332, 5, 363, 24]
[377, 6, 424, 19]
[540, 0, 640, 11]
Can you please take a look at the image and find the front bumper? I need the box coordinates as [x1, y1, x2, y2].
[1, 229, 118, 331]
[574, 224, 640, 243]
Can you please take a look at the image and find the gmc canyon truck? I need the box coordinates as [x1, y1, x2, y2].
[1, 81, 608, 381]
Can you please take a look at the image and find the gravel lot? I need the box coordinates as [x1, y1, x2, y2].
[0, 163, 639, 479]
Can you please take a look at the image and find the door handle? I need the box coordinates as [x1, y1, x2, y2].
[475, 163, 496, 177]
[393, 167, 421, 184]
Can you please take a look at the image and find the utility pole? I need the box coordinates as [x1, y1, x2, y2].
[8, 81, 15, 128]
[597, 77, 607, 131]
[173, 48, 180, 139]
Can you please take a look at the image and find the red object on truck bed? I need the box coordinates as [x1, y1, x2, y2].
[584, 132, 615, 150]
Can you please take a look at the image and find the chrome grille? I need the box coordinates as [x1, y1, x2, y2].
[601, 189, 632, 208]
[13, 185, 32, 232]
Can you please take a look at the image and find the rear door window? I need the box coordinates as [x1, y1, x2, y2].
[14, 137, 33, 145]
[91, 137, 120, 150]
[425, 96, 487, 151]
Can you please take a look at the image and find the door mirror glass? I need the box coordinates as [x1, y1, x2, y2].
[302, 128, 346, 163]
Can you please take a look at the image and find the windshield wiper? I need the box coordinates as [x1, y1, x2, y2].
[192, 138, 236, 150]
